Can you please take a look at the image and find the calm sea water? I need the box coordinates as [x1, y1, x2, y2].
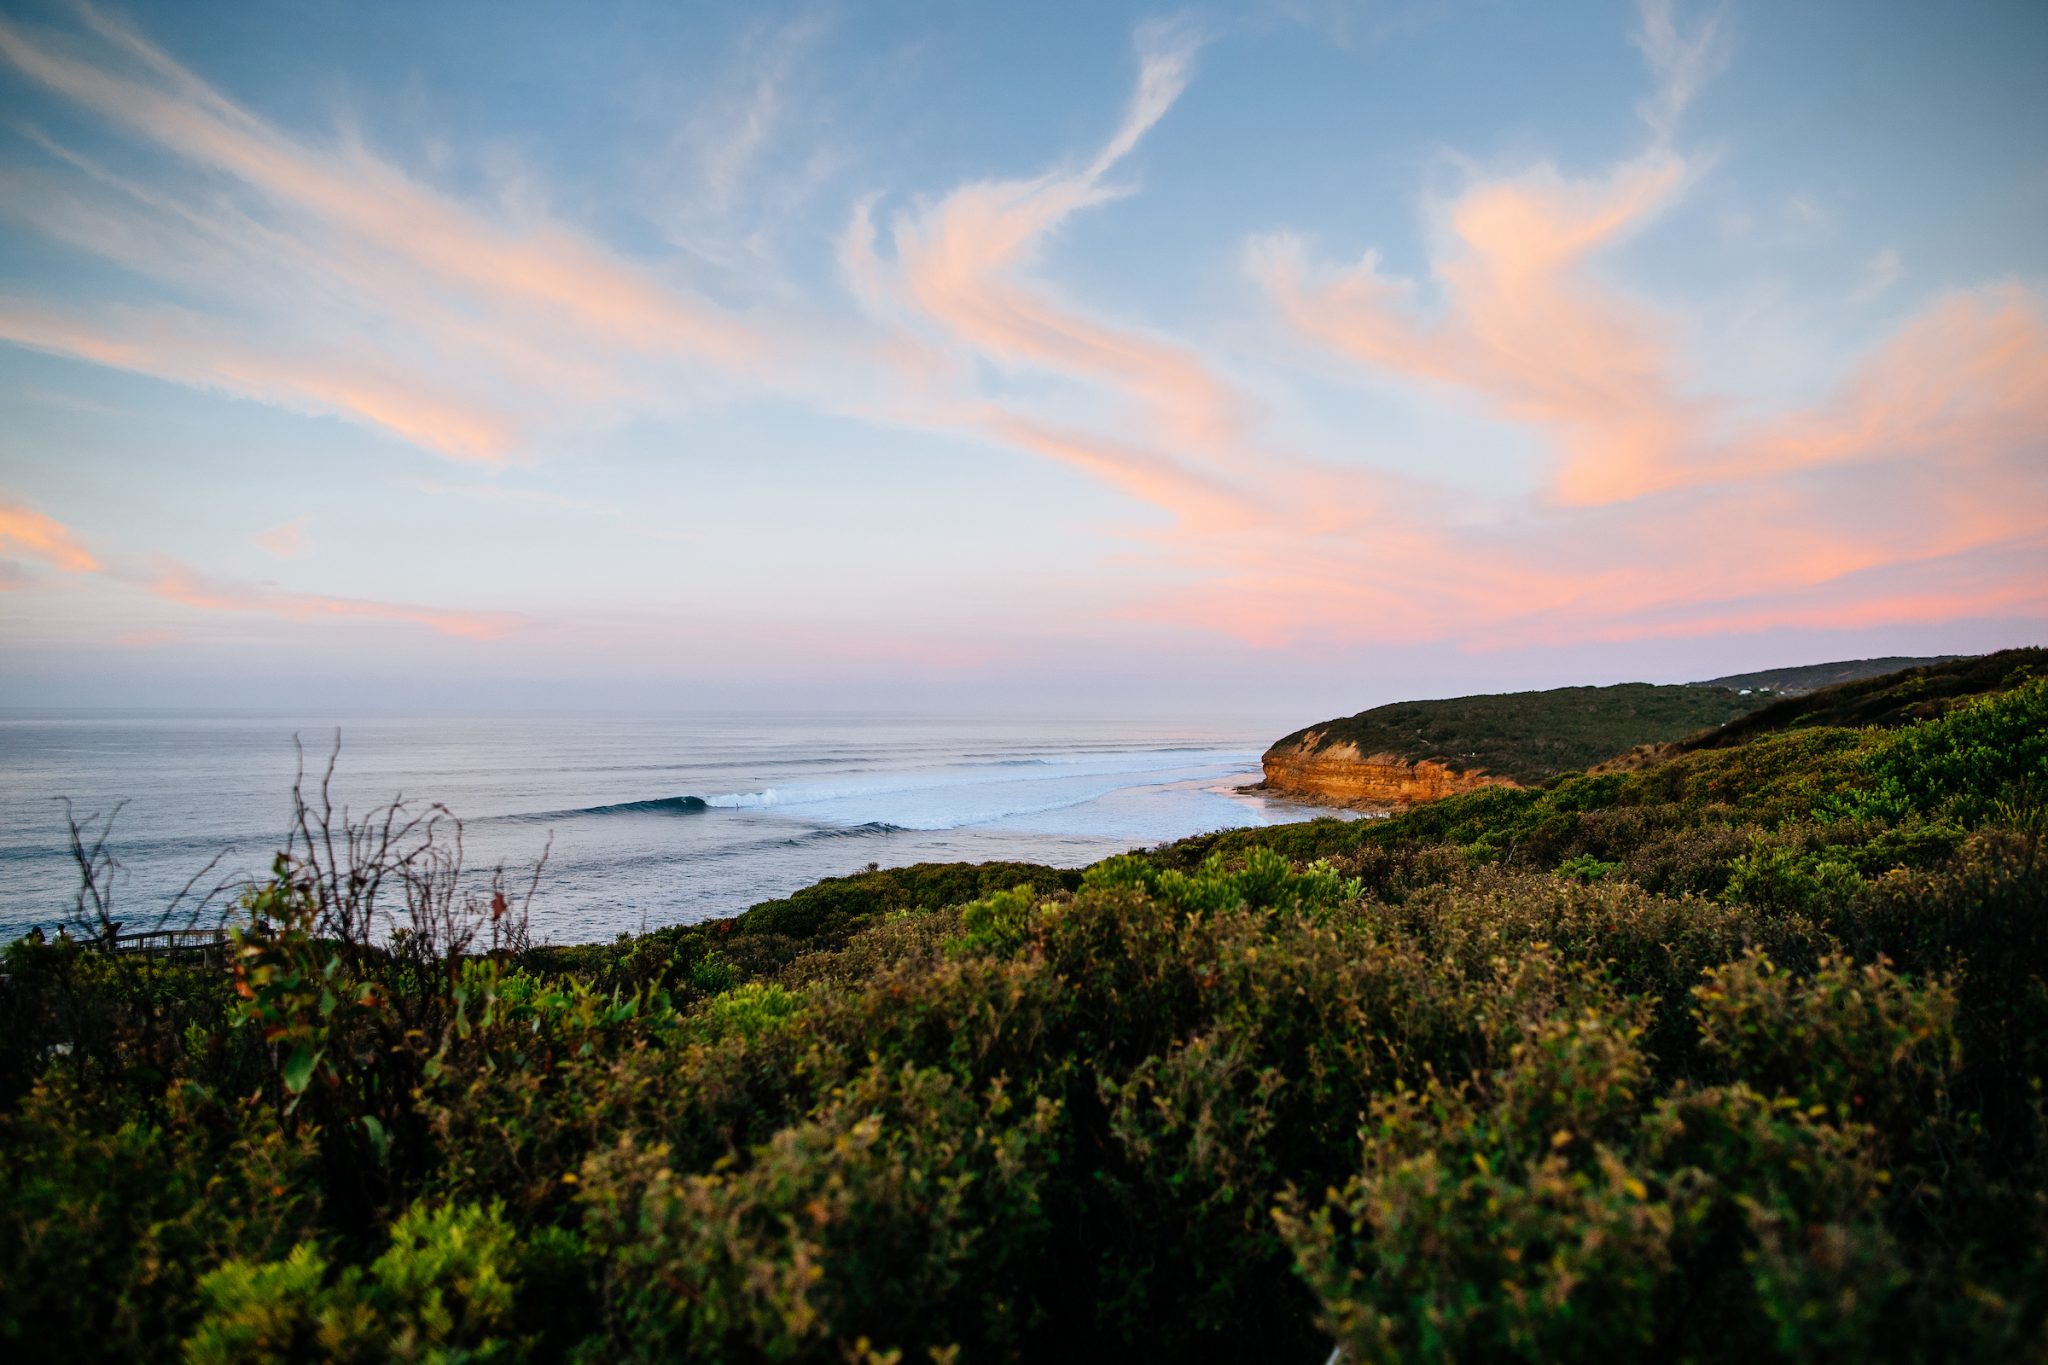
[0, 711, 1343, 944]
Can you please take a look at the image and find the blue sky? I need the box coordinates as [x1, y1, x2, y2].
[0, 0, 2042, 721]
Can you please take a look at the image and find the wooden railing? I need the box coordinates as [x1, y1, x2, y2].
[99, 927, 231, 961]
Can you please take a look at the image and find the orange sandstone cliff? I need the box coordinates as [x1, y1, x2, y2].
[1257, 731, 1514, 810]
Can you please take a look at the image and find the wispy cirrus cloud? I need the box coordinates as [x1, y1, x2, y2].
[8, 6, 756, 360]
[1247, 1, 1722, 510]
[0, 2, 767, 461]
[1631, 0, 1729, 144]
[0, 297, 526, 461]
[840, 19, 1317, 533]
[679, 14, 832, 220]
[1851, 247, 1904, 303]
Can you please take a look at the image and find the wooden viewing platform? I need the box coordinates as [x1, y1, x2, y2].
[98, 927, 231, 962]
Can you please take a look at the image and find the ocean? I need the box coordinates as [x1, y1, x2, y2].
[0, 711, 1346, 944]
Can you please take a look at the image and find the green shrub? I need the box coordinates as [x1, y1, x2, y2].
[1644, 1083, 1904, 1360]
[183, 1201, 532, 1363]
[1722, 839, 1865, 913]
[577, 1064, 1060, 1361]
[1078, 847, 1360, 920]
[0, 1076, 319, 1357]
[686, 954, 736, 995]
[1557, 852, 1622, 882]
[698, 980, 801, 1041]
[1277, 957, 1667, 1363]
[181, 1243, 378, 1364]
[1829, 677, 2048, 826]
[1692, 950, 1961, 1132]
[957, 885, 1039, 955]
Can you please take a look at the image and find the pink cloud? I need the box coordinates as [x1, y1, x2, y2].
[0, 297, 524, 464]
[0, 498, 99, 572]
[141, 562, 523, 640]
[0, 488, 520, 641]
[1255, 151, 1706, 505]
[1562, 535, 2048, 645]
[971, 408, 1264, 534]
[253, 516, 309, 558]
[1749, 285, 2048, 478]
[839, 21, 1337, 535]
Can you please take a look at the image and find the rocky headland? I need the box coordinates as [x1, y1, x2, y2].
[1252, 657, 1977, 812]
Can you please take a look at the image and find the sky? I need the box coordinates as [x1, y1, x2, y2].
[0, 0, 2042, 725]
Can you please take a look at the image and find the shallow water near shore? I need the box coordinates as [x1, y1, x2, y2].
[0, 710, 1344, 943]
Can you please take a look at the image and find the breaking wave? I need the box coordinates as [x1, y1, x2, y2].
[582, 795, 707, 816]
[509, 795, 709, 820]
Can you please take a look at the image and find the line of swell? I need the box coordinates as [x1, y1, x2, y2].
[788, 821, 905, 842]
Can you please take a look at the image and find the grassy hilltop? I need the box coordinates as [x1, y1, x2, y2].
[5, 655, 2048, 1361]
[1697, 654, 1963, 695]
[1266, 653, 1978, 786]
[1674, 649, 2047, 754]
[1267, 681, 1764, 785]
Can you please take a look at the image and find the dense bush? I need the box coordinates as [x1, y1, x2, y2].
[3, 674, 2047, 1360]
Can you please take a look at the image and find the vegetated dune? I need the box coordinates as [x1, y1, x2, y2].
[5, 659, 2048, 1360]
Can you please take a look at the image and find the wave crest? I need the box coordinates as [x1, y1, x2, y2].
[578, 795, 708, 816]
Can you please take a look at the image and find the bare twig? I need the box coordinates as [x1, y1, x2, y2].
[55, 796, 126, 944]
[56, 734, 547, 969]
[267, 731, 544, 966]
[153, 847, 238, 933]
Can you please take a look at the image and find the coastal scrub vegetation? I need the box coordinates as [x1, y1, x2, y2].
[1647, 646, 2048, 759]
[5, 665, 2048, 1360]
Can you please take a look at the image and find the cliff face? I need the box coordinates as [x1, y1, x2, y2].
[1259, 733, 1514, 810]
